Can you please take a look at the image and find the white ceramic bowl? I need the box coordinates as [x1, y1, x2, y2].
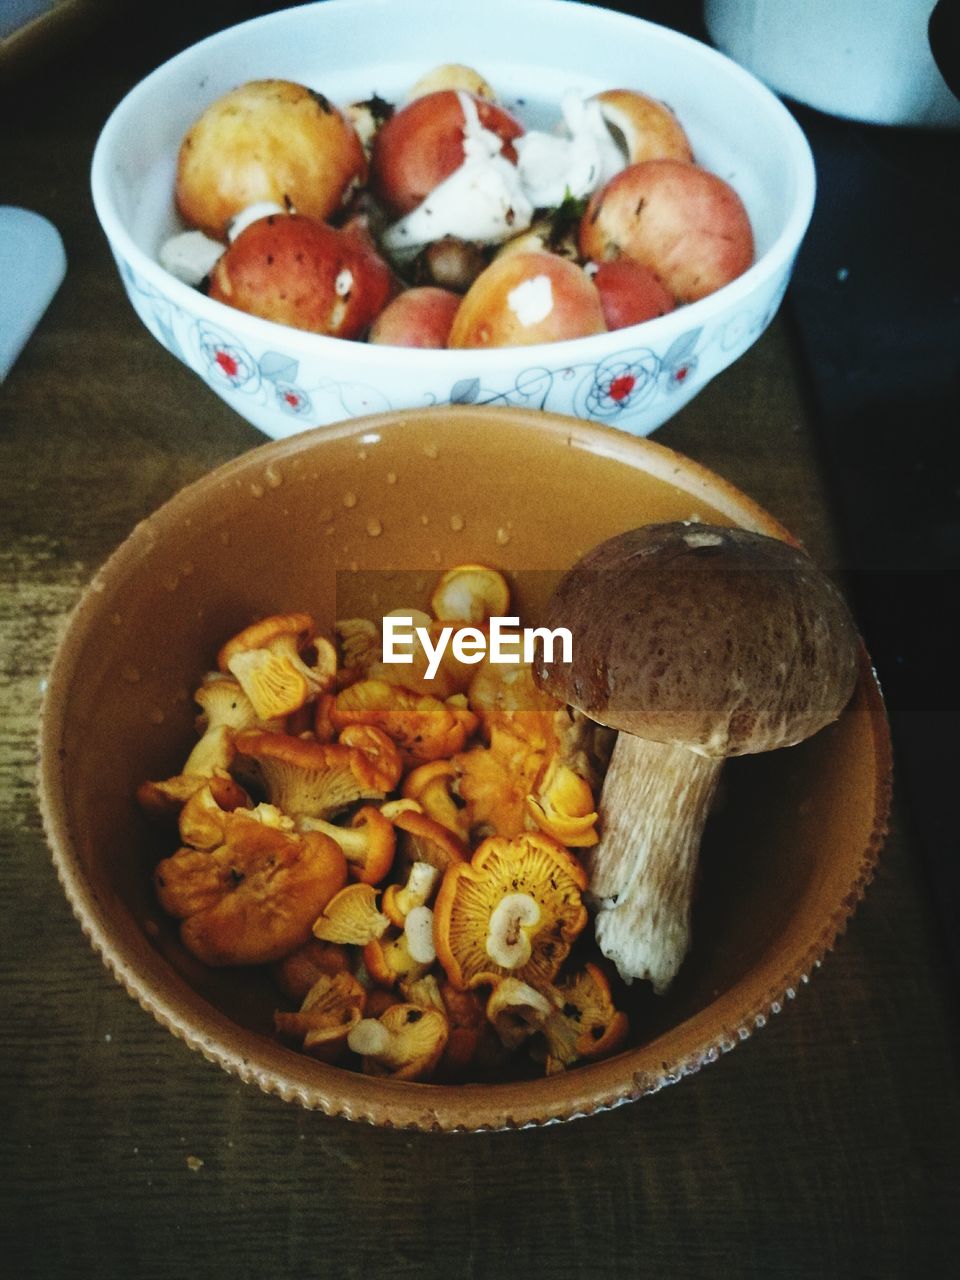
[91, 0, 815, 441]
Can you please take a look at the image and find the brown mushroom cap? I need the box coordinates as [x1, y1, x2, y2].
[533, 522, 859, 758]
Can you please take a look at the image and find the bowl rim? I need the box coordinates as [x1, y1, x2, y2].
[89, 0, 816, 370]
[36, 406, 892, 1130]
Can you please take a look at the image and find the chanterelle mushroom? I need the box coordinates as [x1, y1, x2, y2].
[348, 1003, 449, 1081]
[234, 730, 397, 820]
[533, 521, 860, 992]
[433, 831, 588, 990]
[154, 812, 347, 966]
[217, 613, 336, 719]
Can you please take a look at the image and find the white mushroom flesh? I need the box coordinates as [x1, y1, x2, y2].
[485, 892, 541, 969]
[404, 904, 437, 964]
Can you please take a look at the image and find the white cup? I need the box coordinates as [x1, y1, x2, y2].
[704, 0, 960, 127]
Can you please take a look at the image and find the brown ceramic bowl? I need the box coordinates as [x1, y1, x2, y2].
[38, 407, 891, 1130]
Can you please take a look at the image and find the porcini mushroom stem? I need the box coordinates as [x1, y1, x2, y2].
[586, 734, 723, 993]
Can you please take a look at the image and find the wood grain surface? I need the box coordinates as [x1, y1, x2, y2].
[1, 4, 957, 1277]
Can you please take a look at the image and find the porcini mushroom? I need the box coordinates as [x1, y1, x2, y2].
[533, 521, 860, 992]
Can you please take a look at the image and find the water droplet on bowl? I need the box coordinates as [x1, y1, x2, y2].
[149, 707, 165, 725]
[317, 508, 333, 524]
[423, 443, 439, 459]
[219, 531, 231, 547]
[366, 517, 383, 537]
[250, 482, 265, 499]
[420, 514, 429, 526]
[265, 463, 283, 489]
[495, 527, 511, 546]
[163, 574, 178, 592]
[450, 514, 465, 532]
[386, 471, 398, 486]
[343, 492, 357, 509]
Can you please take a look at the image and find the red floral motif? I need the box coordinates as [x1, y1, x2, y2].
[215, 349, 239, 378]
[608, 374, 636, 402]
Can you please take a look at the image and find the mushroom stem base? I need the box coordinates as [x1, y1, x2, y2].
[586, 735, 722, 992]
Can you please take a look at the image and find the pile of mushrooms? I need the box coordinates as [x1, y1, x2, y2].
[534, 521, 860, 993]
[138, 528, 862, 1083]
[137, 566, 627, 1083]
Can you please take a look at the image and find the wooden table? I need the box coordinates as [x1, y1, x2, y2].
[2, 5, 957, 1275]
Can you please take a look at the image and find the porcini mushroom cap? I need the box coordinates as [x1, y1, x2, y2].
[534, 522, 859, 758]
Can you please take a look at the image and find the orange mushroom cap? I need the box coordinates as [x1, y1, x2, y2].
[272, 938, 352, 1003]
[154, 812, 347, 966]
[332, 678, 474, 763]
[433, 831, 589, 991]
[234, 730, 395, 819]
[298, 804, 396, 885]
[336, 723, 403, 793]
[137, 764, 249, 827]
[311, 881, 390, 945]
[401, 759, 471, 843]
[429, 564, 510, 625]
[392, 808, 470, 878]
[177, 776, 253, 850]
[362, 927, 433, 990]
[274, 970, 367, 1061]
[468, 660, 561, 752]
[452, 730, 546, 840]
[348, 1003, 449, 1082]
[537, 963, 630, 1074]
[524, 760, 599, 847]
[218, 613, 336, 719]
